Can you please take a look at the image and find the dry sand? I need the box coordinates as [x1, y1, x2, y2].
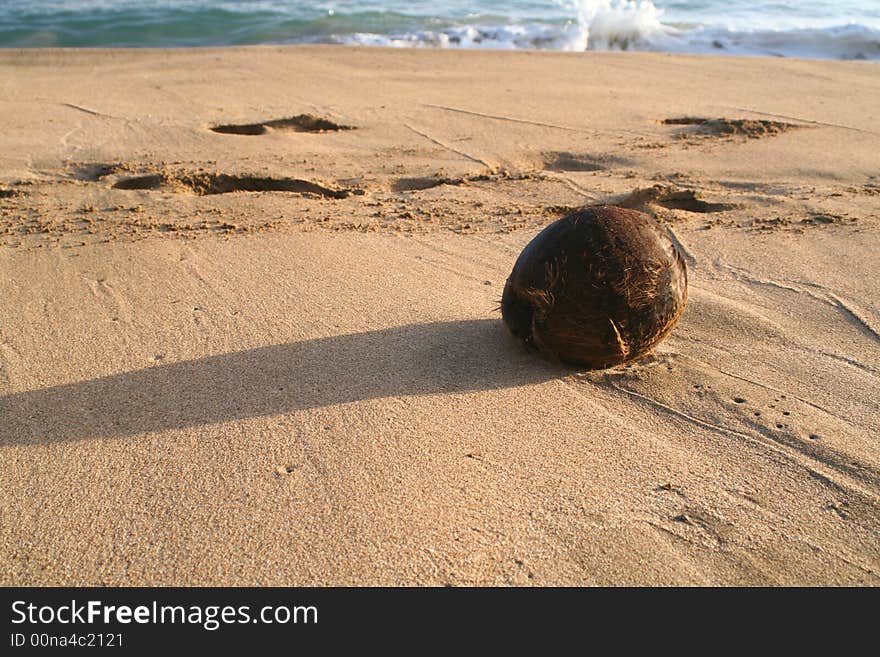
[0, 46, 878, 585]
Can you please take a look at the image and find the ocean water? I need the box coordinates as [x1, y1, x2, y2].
[1, 0, 879, 61]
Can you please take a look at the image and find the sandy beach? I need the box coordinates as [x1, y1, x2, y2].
[0, 46, 878, 585]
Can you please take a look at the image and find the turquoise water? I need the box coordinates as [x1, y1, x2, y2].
[1, 1, 879, 60]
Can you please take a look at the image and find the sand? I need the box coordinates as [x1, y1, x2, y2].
[0, 46, 878, 586]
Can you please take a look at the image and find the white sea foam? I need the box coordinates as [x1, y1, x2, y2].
[331, 0, 880, 60]
[566, 0, 670, 51]
[2, 0, 879, 60]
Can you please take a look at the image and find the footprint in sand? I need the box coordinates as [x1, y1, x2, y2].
[112, 170, 356, 199]
[541, 152, 619, 172]
[615, 184, 737, 214]
[661, 116, 802, 140]
[66, 162, 126, 181]
[209, 114, 354, 136]
[391, 176, 465, 192]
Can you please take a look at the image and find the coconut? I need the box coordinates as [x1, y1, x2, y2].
[501, 205, 688, 369]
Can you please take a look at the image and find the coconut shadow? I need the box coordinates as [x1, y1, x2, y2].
[0, 319, 560, 446]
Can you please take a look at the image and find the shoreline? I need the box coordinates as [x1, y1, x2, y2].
[4, 41, 880, 59]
